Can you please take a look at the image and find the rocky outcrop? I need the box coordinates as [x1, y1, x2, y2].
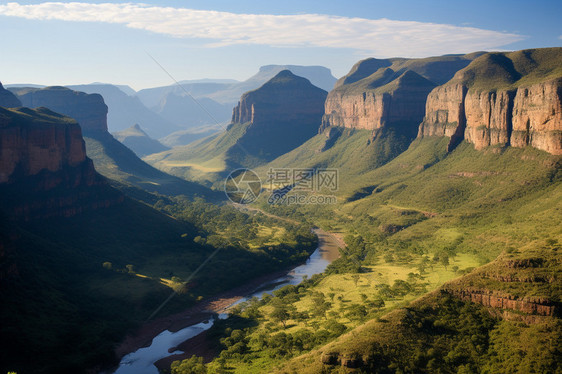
[228, 70, 327, 163]
[323, 70, 436, 133]
[0, 82, 22, 108]
[0, 107, 122, 220]
[11, 86, 108, 132]
[445, 288, 558, 317]
[231, 70, 327, 126]
[419, 48, 562, 155]
[511, 78, 562, 154]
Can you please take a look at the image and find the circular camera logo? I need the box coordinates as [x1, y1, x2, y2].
[224, 168, 262, 204]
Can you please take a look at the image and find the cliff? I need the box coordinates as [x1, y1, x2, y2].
[0, 107, 122, 220]
[232, 69, 327, 126]
[419, 48, 562, 155]
[10, 86, 108, 132]
[321, 53, 482, 135]
[0, 82, 22, 108]
[229, 70, 327, 163]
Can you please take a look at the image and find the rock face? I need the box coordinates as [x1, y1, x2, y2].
[229, 70, 327, 163]
[0, 82, 22, 108]
[511, 78, 562, 154]
[11, 86, 108, 132]
[322, 70, 436, 132]
[232, 69, 327, 125]
[321, 54, 481, 134]
[0, 107, 122, 220]
[446, 288, 558, 317]
[419, 48, 562, 155]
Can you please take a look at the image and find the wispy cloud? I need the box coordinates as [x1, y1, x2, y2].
[0, 2, 524, 56]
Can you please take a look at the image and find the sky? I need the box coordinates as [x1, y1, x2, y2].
[0, 0, 560, 90]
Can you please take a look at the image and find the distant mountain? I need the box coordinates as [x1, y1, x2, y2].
[207, 64, 337, 104]
[65, 84, 179, 138]
[152, 92, 232, 129]
[113, 124, 170, 157]
[145, 70, 327, 184]
[160, 124, 223, 147]
[0, 82, 22, 107]
[9, 85, 213, 197]
[136, 81, 237, 109]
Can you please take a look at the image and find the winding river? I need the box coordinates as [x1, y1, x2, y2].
[113, 228, 341, 374]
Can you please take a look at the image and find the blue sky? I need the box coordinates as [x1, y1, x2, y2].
[1, 0, 560, 90]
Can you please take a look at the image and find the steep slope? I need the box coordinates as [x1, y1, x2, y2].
[11, 86, 109, 132]
[0, 106, 317, 373]
[261, 136, 561, 373]
[419, 47, 562, 155]
[65, 83, 179, 137]
[146, 70, 327, 184]
[9, 85, 213, 197]
[0, 82, 22, 107]
[0, 106, 122, 220]
[113, 124, 170, 157]
[315, 53, 483, 172]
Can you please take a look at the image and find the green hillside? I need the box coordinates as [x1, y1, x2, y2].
[84, 130, 217, 197]
[145, 71, 327, 185]
[173, 136, 561, 373]
[451, 47, 562, 90]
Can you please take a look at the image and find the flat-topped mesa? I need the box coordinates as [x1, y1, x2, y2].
[0, 82, 22, 108]
[419, 48, 562, 155]
[11, 86, 108, 133]
[320, 54, 481, 135]
[231, 69, 327, 126]
[0, 107, 121, 220]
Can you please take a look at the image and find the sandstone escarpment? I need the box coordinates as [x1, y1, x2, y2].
[419, 48, 562, 155]
[228, 70, 327, 162]
[511, 78, 562, 154]
[445, 288, 558, 317]
[0, 107, 122, 220]
[320, 54, 481, 157]
[322, 70, 436, 133]
[12, 86, 108, 132]
[0, 82, 22, 108]
[231, 70, 326, 126]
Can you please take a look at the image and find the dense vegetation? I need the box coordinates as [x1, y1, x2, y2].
[0, 187, 317, 374]
[169, 135, 561, 373]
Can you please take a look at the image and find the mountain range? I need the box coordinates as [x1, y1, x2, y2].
[0, 47, 560, 374]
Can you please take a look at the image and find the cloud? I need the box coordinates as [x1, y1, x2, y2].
[0, 2, 524, 56]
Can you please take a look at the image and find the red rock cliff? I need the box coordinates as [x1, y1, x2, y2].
[0, 107, 122, 220]
[419, 48, 562, 155]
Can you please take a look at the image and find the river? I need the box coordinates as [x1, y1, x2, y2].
[112, 228, 341, 374]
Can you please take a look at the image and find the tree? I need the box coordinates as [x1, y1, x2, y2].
[440, 254, 450, 269]
[351, 274, 360, 287]
[270, 303, 292, 328]
[171, 355, 207, 374]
